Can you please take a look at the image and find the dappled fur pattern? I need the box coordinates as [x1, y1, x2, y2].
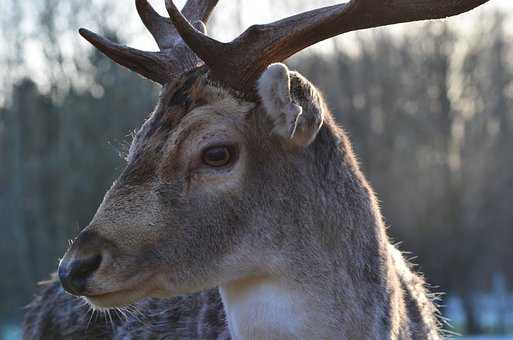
[24, 66, 440, 339]
[24, 276, 229, 340]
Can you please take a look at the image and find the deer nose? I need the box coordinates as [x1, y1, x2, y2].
[58, 254, 102, 296]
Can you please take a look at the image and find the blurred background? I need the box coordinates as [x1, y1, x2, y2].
[1, 0, 512, 338]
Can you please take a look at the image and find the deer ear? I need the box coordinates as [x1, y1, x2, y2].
[258, 63, 323, 147]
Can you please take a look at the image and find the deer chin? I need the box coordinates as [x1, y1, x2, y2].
[84, 286, 150, 309]
[83, 273, 167, 309]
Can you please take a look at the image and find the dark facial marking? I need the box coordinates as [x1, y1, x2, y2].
[144, 67, 209, 141]
[167, 74, 196, 109]
[119, 151, 158, 186]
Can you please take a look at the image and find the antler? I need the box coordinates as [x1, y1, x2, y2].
[82, 0, 490, 91]
[80, 0, 218, 84]
[165, 0, 490, 93]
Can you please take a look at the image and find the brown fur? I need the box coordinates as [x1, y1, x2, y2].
[24, 65, 440, 339]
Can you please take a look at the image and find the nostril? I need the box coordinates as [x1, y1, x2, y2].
[72, 254, 102, 277]
[59, 255, 102, 295]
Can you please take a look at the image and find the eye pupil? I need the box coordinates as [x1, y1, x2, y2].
[202, 146, 232, 167]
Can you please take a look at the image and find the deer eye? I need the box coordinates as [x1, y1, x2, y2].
[202, 145, 234, 167]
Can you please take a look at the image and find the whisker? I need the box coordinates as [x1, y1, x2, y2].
[116, 307, 129, 322]
[93, 309, 100, 326]
[77, 300, 89, 308]
[86, 307, 96, 330]
[107, 309, 115, 330]
[122, 309, 134, 323]
[125, 306, 141, 322]
[125, 305, 144, 324]
[101, 310, 108, 329]
[130, 304, 147, 319]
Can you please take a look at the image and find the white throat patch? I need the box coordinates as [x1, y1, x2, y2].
[219, 276, 315, 340]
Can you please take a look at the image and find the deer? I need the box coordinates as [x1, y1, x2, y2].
[23, 0, 490, 339]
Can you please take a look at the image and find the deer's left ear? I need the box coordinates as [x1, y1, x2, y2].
[258, 63, 324, 147]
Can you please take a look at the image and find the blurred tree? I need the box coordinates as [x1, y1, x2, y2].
[0, 57, 157, 321]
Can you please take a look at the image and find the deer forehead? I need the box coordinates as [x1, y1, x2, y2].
[123, 78, 256, 192]
[164, 97, 254, 149]
[128, 74, 254, 163]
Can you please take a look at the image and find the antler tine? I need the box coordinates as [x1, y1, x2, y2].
[80, 0, 219, 85]
[166, 0, 491, 94]
[181, 0, 219, 24]
[137, 0, 217, 49]
[165, 0, 226, 71]
[136, 0, 177, 50]
[79, 28, 171, 84]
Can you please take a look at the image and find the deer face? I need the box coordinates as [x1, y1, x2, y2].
[58, 64, 324, 308]
[59, 0, 484, 311]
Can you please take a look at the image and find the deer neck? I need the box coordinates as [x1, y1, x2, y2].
[219, 127, 393, 339]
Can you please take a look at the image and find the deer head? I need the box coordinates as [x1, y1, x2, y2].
[58, 0, 489, 315]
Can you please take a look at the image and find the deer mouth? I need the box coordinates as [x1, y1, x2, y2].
[82, 274, 163, 308]
[83, 286, 148, 308]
